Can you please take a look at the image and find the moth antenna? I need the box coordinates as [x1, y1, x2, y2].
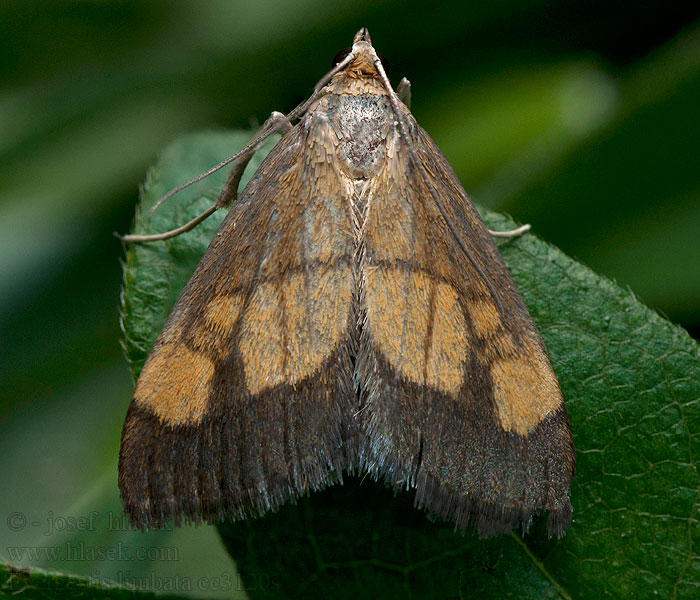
[122, 114, 293, 242]
[147, 48, 358, 217]
[149, 119, 287, 215]
[117, 205, 218, 243]
[372, 55, 506, 317]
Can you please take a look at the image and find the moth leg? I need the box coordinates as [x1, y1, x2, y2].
[488, 223, 531, 238]
[217, 112, 292, 209]
[120, 111, 292, 243]
[396, 77, 411, 108]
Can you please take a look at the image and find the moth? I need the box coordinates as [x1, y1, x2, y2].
[119, 29, 575, 538]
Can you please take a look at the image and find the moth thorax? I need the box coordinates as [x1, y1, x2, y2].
[331, 94, 392, 179]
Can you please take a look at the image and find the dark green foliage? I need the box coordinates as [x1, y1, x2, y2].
[0, 562, 202, 600]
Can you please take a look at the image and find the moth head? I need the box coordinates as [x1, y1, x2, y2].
[330, 29, 389, 80]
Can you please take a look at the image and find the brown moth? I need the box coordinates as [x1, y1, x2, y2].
[119, 29, 575, 537]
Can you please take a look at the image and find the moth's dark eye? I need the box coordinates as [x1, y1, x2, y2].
[332, 47, 351, 67]
[377, 53, 390, 73]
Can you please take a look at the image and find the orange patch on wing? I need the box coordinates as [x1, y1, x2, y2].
[239, 265, 353, 395]
[239, 282, 285, 393]
[490, 336, 562, 435]
[427, 280, 468, 391]
[191, 294, 246, 358]
[205, 294, 244, 333]
[134, 342, 214, 425]
[469, 299, 501, 338]
[468, 299, 516, 357]
[366, 267, 467, 395]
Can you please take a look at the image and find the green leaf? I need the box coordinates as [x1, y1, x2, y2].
[0, 561, 207, 599]
[121, 132, 700, 599]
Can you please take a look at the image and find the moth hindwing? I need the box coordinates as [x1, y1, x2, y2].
[119, 28, 575, 538]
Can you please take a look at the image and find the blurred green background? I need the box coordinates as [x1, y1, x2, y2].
[1, 1, 698, 597]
